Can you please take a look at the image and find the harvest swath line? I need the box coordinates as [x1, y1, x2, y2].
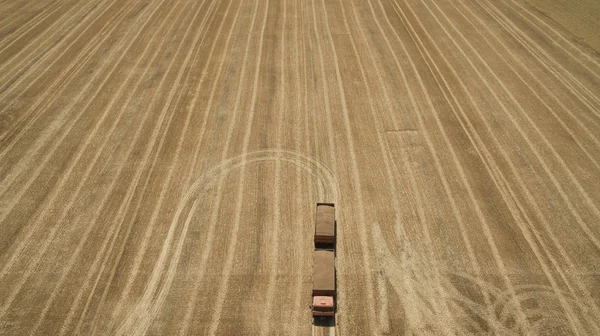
[339, 1, 453, 332]
[0, 0, 133, 162]
[0, 0, 188, 326]
[473, 4, 600, 129]
[0, 0, 65, 52]
[360, 0, 504, 332]
[391, 1, 600, 329]
[94, 0, 243, 333]
[364, 0, 505, 331]
[389, 0, 592, 332]
[109, 2, 244, 333]
[481, 0, 600, 111]
[174, 2, 250, 333]
[501, 0, 600, 74]
[375, 0, 535, 332]
[412, 0, 593, 328]
[260, 0, 286, 334]
[79, 0, 225, 327]
[343, 1, 461, 331]
[0, 0, 157, 273]
[306, 1, 343, 333]
[290, 0, 310, 333]
[452, 1, 600, 191]
[0, 0, 112, 95]
[78, 0, 226, 333]
[207, 1, 269, 333]
[417, 0, 600, 252]
[318, 0, 384, 331]
[1, 0, 599, 334]
[28, 1, 220, 334]
[43, 5, 226, 327]
[0, 0, 137, 163]
[0, 0, 161, 246]
[0, 0, 38, 17]
[107, 0, 217, 319]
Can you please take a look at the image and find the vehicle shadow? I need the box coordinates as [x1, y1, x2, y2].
[313, 316, 336, 327]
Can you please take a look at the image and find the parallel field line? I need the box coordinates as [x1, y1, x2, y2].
[0, 0, 129, 169]
[342, 0, 470, 332]
[453, 0, 600, 169]
[420, 0, 600, 250]
[481, 0, 600, 111]
[379, 0, 533, 332]
[0, 0, 113, 96]
[206, 1, 270, 333]
[363, 0, 505, 331]
[29, 0, 220, 334]
[0, 0, 65, 55]
[0, 0, 184, 323]
[393, 0, 600, 327]
[290, 0, 311, 333]
[504, 0, 600, 71]
[167, 0, 248, 332]
[0, 0, 152, 275]
[390, 0, 590, 331]
[64, 2, 227, 333]
[260, 0, 286, 334]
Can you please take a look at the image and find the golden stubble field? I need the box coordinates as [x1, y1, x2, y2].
[0, 0, 599, 335]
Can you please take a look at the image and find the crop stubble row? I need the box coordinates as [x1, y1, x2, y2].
[0, 0, 599, 334]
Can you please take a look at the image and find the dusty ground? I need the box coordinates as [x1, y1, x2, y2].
[0, 0, 599, 335]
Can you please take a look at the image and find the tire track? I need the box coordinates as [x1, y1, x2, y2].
[205, 2, 270, 333]
[371, 0, 534, 333]
[418, 0, 600, 253]
[389, 0, 589, 332]
[389, 0, 600, 330]
[116, 150, 338, 336]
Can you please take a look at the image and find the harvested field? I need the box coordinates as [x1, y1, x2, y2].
[1, 0, 599, 334]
